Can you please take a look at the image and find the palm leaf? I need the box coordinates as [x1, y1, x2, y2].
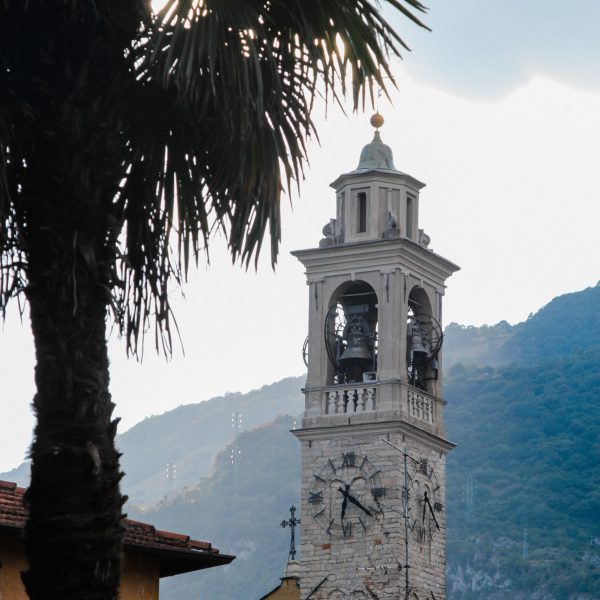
[145, 0, 429, 259]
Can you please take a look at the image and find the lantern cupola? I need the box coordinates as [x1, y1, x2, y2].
[321, 114, 430, 248]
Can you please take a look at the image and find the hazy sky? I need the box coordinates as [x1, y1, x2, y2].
[1, 2, 600, 471]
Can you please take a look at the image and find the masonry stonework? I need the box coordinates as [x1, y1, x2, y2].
[292, 118, 459, 600]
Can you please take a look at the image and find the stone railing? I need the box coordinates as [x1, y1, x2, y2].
[406, 387, 435, 424]
[325, 385, 376, 415]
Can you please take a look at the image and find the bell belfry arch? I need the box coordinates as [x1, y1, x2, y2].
[292, 115, 459, 600]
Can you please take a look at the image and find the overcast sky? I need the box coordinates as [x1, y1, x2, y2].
[1, 2, 600, 471]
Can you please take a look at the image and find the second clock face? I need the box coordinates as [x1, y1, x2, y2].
[309, 451, 385, 538]
[409, 457, 443, 542]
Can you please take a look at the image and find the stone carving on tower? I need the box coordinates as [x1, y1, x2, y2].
[292, 114, 459, 600]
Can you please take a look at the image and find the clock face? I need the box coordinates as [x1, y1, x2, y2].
[409, 457, 443, 542]
[309, 451, 385, 538]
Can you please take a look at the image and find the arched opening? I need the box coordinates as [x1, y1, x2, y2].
[406, 286, 442, 392]
[324, 281, 378, 385]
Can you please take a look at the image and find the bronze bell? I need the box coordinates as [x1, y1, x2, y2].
[340, 318, 373, 365]
[408, 318, 429, 360]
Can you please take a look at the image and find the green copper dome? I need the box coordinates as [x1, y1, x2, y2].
[356, 130, 396, 170]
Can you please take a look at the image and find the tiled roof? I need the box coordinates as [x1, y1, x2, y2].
[0, 480, 27, 529]
[0, 480, 234, 577]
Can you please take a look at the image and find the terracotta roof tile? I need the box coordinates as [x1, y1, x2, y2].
[0, 481, 234, 577]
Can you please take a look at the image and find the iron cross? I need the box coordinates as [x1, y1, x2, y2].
[281, 505, 301, 560]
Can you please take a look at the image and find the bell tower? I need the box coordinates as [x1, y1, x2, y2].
[292, 115, 459, 600]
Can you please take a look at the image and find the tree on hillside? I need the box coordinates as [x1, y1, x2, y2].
[0, 0, 427, 597]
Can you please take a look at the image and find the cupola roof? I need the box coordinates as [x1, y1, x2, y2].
[330, 112, 423, 190]
[356, 129, 397, 171]
[352, 112, 397, 171]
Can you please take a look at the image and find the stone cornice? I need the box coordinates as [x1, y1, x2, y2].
[329, 168, 426, 191]
[291, 238, 459, 285]
[292, 419, 457, 452]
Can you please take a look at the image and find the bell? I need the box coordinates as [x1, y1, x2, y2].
[408, 319, 429, 363]
[340, 335, 373, 364]
[340, 318, 373, 365]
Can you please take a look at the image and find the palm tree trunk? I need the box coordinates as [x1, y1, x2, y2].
[8, 4, 143, 595]
[17, 104, 126, 594]
[22, 246, 124, 599]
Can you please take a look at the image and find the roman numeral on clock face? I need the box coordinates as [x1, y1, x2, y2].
[342, 452, 355, 468]
[369, 469, 381, 481]
[342, 521, 352, 537]
[309, 491, 323, 504]
[371, 487, 386, 500]
[415, 525, 425, 542]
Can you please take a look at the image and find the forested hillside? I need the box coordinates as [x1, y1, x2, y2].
[131, 284, 600, 599]
[445, 349, 600, 598]
[117, 376, 303, 504]
[4, 284, 599, 598]
[132, 417, 301, 600]
[0, 376, 304, 503]
[443, 284, 600, 368]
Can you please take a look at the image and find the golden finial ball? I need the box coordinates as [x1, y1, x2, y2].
[370, 113, 385, 129]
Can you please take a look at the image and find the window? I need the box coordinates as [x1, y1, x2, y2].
[357, 192, 368, 233]
[406, 194, 415, 239]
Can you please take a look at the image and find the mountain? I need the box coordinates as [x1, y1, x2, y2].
[117, 376, 304, 505]
[445, 348, 600, 599]
[0, 376, 304, 504]
[0, 459, 31, 489]
[443, 320, 514, 367]
[443, 284, 600, 369]
[131, 416, 301, 600]
[500, 284, 600, 364]
[3, 284, 599, 599]
[132, 284, 600, 600]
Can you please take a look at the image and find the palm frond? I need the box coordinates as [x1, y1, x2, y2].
[111, 0, 427, 352]
[141, 0, 427, 257]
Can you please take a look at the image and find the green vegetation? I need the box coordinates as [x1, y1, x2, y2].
[5, 285, 599, 598]
[443, 320, 513, 367]
[444, 284, 600, 369]
[135, 417, 301, 600]
[444, 285, 600, 598]
[445, 348, 600, 598]
[117, 377, 304, 504]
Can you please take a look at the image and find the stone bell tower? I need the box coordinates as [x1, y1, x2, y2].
[292, 115, 459, 600]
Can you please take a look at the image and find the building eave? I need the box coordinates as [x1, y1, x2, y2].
[330, 168, 426, 191]
[291, 238, 460, 286]
[292, 419, 457, 452]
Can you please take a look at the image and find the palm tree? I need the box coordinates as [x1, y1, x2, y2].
[0, 0, 427, 597]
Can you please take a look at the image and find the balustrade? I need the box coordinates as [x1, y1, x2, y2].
[407, 388, 434, 424]
[325, 385, 376, 415]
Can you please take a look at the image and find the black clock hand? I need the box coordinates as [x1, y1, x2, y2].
[338, 486, 374, 517]
[340, 485, 348, 520]
[347, 493, 373, 517]
[424, 491, 440, 530]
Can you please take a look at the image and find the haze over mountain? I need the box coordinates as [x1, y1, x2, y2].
[0, 377, 304, 505]
[2, 284, 599, 599]
[136, 284, 599, 599]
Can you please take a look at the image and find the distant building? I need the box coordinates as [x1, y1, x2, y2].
[0, 480, 234, 599]
[258, 560, 300, 600]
